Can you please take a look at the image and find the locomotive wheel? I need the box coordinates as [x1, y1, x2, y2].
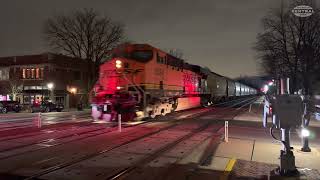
[171, 99, 178, 112]
[201, 100, 210, 107]
[149, 112, 156, 119]
[160, 109, 166, 116]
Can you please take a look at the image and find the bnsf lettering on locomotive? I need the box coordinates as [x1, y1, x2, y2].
[183, 73, 197, 83]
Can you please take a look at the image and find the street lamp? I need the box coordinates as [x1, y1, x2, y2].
[301, 128, 311, 152]
[70, 87, 77, 94]
[47, 83, 54, 102]
[47, 83, 54, 90]
[301, 128, 310, 137]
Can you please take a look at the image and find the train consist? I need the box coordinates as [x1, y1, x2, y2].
[91, 44, 257, 121]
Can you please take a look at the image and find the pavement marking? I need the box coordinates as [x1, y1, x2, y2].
[219, 157, 237, 180]
[225, 157, 236, 172]
[250, 140, 256, 161]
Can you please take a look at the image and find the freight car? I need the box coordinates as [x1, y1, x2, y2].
[91, 44, 257, 121]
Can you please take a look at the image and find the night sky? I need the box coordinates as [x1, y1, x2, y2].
[0, 0, 283, 78]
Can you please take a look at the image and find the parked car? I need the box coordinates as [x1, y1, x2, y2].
[31, 101, 64, 113]
[0, 101, 22, 113]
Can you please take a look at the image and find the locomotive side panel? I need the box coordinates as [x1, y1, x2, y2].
[143, 49, 184, 96]
[143, 48, 201, 97]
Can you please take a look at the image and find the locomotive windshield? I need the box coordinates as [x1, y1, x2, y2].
[131, 50, 153, 62]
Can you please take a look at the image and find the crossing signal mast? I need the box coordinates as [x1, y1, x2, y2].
[263, 76, 316, 176]
[263, 92, 303, 176]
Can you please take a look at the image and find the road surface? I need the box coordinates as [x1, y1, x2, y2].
[0, 96, 319, 180]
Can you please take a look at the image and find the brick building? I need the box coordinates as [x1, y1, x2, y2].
[0, 53, 93, 108]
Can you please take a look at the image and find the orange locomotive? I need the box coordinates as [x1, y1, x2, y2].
[91, 44, 204, 121]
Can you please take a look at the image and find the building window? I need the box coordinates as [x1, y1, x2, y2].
[26, 69, 31, 79]
[22, 69, 26, 79]
[36, 68, 39, 79]
[31, 68, 35, 79]
[0, 68, 9, 80]
[22, 68, 43, 80]
[40, 68, 44, 79]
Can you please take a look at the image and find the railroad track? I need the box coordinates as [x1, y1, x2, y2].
[106, 122, 223, 180]
[0, 97, 251, 153]
[0, 120, 154, 160]
[24, 96, 257, 180]
[105, 97, 258, 180]
[0, 96, 258, 180]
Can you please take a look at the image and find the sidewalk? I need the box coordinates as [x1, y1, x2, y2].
[178, 98, 320, 179]
[179, 135, 320, 179]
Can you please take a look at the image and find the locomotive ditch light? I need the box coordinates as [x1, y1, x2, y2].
[116, 86, 122, 90]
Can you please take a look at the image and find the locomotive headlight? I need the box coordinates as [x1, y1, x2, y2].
[115, 60, 122, 68]
[116, 86, 122, 90]
[116, 60, 122, 64]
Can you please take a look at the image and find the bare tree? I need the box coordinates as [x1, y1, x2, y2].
[254, 0, 320, 94]
[44, 9, 125, 88]
[8, 81, 23, 101]
[4, 75, 23, 102]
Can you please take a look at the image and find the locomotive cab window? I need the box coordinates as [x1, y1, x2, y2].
[131, 50, 153, 62]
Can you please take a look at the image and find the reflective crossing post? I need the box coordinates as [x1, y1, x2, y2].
[118, 114, 122, 132]
[225, 121, 229, 142]
[72, 114, 76, 121]
[37, 112, 42, 128]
